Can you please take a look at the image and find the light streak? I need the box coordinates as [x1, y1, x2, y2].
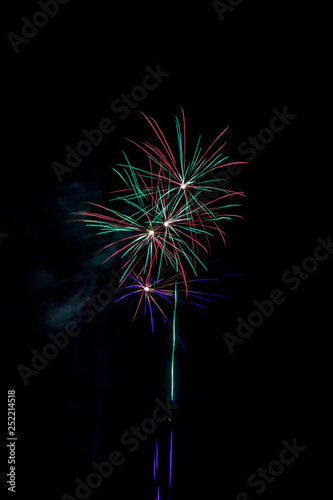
[171, 280, 177, 403]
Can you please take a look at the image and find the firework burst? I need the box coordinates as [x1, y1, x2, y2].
[114, 270, 223, 332]
[74, 109, 245, 500]
[122, 108, 247, 214]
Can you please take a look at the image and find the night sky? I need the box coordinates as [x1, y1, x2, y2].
[2, 1, 332, 499]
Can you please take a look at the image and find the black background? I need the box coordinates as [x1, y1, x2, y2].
[2, 1, 332, 499]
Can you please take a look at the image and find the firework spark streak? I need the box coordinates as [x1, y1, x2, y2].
[74, 109, 245, 499]
[154, 441, 160, 500]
